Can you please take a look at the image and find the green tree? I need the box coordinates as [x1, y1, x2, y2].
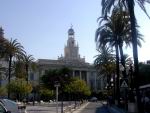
[94, 46, 115, 86]
[95, 8, 127, 103]
[5, 39, 25, 98]
[14, 61, 26, 79]
[41, 67, 71, 90]
[139, 63, 150, 86]
[96, 7, 142, 77]
[39, 88, 54, 101]
[64, 78, 91, 98]
[123, 54, 132, 67]
[41, 67, 72, 111]
[95, 7, 143, 104]
[0, 86, 7, 96]
[0, 27, 8, 58]
[21, 54, 35, 83]
[7, 78, 32, 101]
[100, 0, 150, 111]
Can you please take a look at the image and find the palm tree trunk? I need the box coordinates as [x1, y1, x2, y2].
[127, 0, 140, 112]
[26, 64, 28, 83]
[119, 44, 127, 78]
[25, 64, 29, 102]
[115, 43, 120, 106]
[119, 44, 128, 110]
[8, 55, 12, 99]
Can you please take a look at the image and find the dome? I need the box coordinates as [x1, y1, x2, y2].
[68, 27, 74, 35]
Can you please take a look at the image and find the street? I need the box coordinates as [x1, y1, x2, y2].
[26, 101, 79, 113]
[26, 105, 59, 113]
[26, 101, 110, 113]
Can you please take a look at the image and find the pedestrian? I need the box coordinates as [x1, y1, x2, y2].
[107, 95, 112, 106]
[143, 92, 150, 113]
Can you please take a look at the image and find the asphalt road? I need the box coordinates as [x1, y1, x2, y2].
[26, 101, 78, 113]
[74, 102, 110, 113]
[26, 101, 110, 113]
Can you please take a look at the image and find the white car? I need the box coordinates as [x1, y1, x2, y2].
[0, 102, 10, 113]
[0, 99, 26, 113]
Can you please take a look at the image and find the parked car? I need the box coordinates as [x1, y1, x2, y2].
[89, 97, 98, 102]
[0, 99, 26, 113]
[0, 102, 10, 113]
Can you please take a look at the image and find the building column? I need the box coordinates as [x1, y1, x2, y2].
[94, 72, 97, 92]
[86, 71, 90, 85]
[79, 71, 82, 79]
[73, 70, 75, 77]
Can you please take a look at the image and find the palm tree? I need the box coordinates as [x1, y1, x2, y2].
[18, 53, 35, 102]
[95, 7, 143, 105]
[0, 27, 8, 59]
[21, 54, 35, 83]
[113, 8, 143, 78]
[5, 38, 25, 98]
[94, 46, 115, 88]
[123, 54, 133, 68]
[14, 60, 26, 79]
[100, 0, 149, 111]
[95, 8, 129, 104]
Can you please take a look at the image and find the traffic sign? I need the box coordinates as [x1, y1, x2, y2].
[120, 79, 128, 88]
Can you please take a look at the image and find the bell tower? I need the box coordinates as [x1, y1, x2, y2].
[64, 26, 79, 60]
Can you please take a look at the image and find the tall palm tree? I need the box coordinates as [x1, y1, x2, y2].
[0, 27, 8, 59]
[101, 0, 149, 111]
[96, 7, 143, 105]
[113, 8, 143, 78]
[5, 38, 25, 98]
[19, 53, 35, 102]
[95, 8, 130, 104]
[0, 28, 9, 87]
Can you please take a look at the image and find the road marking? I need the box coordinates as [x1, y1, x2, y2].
[72, 102, 89, 113]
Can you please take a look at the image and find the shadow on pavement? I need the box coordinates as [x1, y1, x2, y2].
[96, 106, 110, 113]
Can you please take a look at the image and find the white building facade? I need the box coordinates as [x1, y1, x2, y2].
[36, 27, 102, 92]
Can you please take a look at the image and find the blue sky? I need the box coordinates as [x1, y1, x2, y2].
[0, 0, 150, 63]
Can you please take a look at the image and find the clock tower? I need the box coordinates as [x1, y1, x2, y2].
[64, 26, 79, 60]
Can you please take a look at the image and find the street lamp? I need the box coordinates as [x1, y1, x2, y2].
[54, 82, 60, 113]
[61, 74, 68, 113]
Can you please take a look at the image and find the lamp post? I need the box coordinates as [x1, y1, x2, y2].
[55, 82, 60, 113]
[61, 74, 68, 113]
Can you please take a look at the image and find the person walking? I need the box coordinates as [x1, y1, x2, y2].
[142, 92, 150, 113]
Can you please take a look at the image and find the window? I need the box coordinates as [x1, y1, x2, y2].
[30, 73, 34, 80]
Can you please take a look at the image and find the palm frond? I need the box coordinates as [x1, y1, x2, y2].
[137, 0, 150, 19]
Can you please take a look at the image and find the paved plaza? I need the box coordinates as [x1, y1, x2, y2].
[26, 101, 80, 113]
[26, 101, 127, 113]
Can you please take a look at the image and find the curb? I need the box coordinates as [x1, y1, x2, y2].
[72, 102, 89, 113]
